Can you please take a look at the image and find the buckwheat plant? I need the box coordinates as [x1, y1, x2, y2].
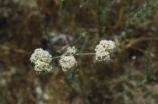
[30, 40, 116, 72]
[95, 40, 116, 61]
[34, 60, 52, 72]
[58, 46, 78, 72]
[66, 46, 77, 55]
[30, 48, 52, 72]
[59, 55, 77, 72]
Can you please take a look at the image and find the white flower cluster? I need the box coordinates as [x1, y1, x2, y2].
[59, 46, 77, 72]
[59, 55, 77, 72]
[95, 40, 116, 61]
[30, 41, 116, 72]
[66, 46, 77, 55]
[30, 48, 52, 72]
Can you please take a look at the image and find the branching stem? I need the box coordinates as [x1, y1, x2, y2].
[52, 53, 96, 60]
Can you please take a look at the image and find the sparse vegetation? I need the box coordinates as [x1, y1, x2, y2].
[0, 0, 158, 104]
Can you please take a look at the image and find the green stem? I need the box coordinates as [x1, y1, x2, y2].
[59, 0, 64, 29]
[52, 53, 96, 60]
[76, 53, 96, 56]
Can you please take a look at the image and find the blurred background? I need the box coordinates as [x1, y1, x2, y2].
[0, 0, 158, 104]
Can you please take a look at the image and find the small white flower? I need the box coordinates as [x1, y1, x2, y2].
[96, 51, 110, 61]
[99, 40, 116, 52]
[59, 55, 77, 71]
[30, 48, 52, 64]
[30, 48, 52, 72]
[34, 61, 52, 72]
[66, 46, 77, 55]
[95, 40, 116, 61]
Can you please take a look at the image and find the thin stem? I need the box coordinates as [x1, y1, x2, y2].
[52, 53, 96, 60]
[76, 53, 96, 56]
[59, 0, 64, 29]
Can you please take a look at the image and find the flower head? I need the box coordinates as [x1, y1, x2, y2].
[95, 40, 116, 61]
[66, 46, 77, 55]
[30, 48, 52, 72]
[59, 55, 77, 72]
[95, 46, 110, 61]
[30, 48, 52, 64]
[34, 61, 52, 72]
[99, 40, 116, 52]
